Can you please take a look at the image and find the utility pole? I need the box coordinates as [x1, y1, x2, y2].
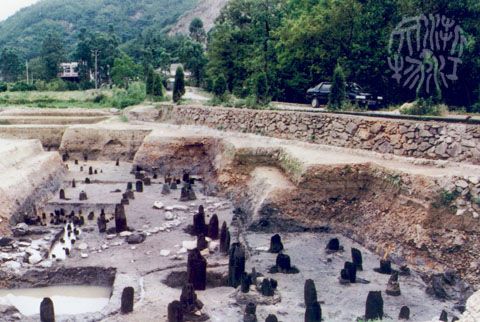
[91, 49, 100, 90]
[26, 60, 29, 84]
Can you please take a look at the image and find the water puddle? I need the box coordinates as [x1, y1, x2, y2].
[49, 223, 82, 261]
[0, 285, 111, 316]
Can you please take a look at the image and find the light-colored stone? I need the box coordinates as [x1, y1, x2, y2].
[120, 231, 132, 237]
[153, 201, 164, 209]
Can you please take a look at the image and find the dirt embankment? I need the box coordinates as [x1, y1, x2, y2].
[127, 124, 480, 287]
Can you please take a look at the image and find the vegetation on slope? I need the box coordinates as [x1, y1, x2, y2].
[0, 0, 197, 59]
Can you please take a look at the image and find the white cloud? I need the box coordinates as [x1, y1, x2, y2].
[0, 0, 39, 22]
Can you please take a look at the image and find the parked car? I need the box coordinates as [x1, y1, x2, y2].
[306, 82, 384, 109]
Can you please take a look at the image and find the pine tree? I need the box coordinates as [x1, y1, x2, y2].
[189, 18, 206, 43]
[173, 66, 185, 103]
[153, 74, 165, 98]
[328, 64, 346, 110]
[146, 67, 155, 96]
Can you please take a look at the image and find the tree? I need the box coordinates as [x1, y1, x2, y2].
[206, 0, 284, 98]
[111, 53, 142, 88]
[0, 48, 23, 82]
[213, 75, 227, 98]
[173, 66, 186, 103]
[40, 33, 65, 81]
[153, 74, 165, 98]
[146, 67, 155, 95]
[189, 18, 207, 43]
[255, 72, 269, 105]
[179, 39, 207, 87]
[328, 64, 346, 110]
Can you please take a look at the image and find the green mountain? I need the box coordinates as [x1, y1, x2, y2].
[0, 0, 197, 59]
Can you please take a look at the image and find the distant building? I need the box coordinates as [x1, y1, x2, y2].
[58, 62, 80, 81]
[160, 63, 191, 90]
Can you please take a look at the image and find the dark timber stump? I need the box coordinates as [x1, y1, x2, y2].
[40, 297, 55, 322]
[365, 291, 384, 321]
[168, 300, 184, 322]
[121, 287, 134, 314]
[187, 248, 207, 290]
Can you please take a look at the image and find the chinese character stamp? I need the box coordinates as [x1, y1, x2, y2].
[388, 14, 467, 94]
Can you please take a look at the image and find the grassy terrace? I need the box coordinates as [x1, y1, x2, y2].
[0, 90, 113, 109]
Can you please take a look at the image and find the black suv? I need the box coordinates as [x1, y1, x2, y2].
[306, 82, 384, 109]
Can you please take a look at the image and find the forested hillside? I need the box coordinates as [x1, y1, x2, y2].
[0, 0, 197, 59]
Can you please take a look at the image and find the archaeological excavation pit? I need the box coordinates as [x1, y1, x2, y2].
[0, 106, 478, 321]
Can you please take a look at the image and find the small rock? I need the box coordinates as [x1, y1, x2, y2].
[28, 251, 43, 265]
[78, 243, 88, 250]
[39, 260, 52, 268]
[126, 233, 146, 244]
[153, 201, 164, 209]
[81, 253, 89, 258]
[160, 250, 171, 257]
[182, 240, 197, 250]
[468, 177, 479, 185]
[455, 180, 469, 189]
[4, 261, 21, 271]
[12, 223, 29, 237]
[120, 231, 133, 237]
[165, 211, 175, 221]
[106, 234, 117, 240]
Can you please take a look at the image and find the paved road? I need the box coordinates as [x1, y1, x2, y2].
[271, 101, 480, 123]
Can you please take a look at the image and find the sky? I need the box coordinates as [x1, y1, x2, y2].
[0, 0, 39, 21]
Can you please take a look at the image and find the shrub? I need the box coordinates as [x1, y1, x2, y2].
[204, 77, 214, 92]
[109, 81, 146, 109]
[79, 81, 95, 90]
[10, 81, 36, 92]
[328, 64, 346, 110]
[213, 75, 227, 98]
[400, 98, 448, 116]
[91, 93, 107, 103]
[255, 72, 269, 105]
[432, 189, 460, 210]
[0, 82, 7, 92]
[45, 79, 69, 91]
[173, 66, 186, 103]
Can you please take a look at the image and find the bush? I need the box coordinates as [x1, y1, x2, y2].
[328, 64, 346, 110]
[79, 81, 95, 90]
[213, 75, 227, 98]
[46, 79, 69, 91]
[109, 81, 146, 109]
[204, 77, 214, 92]
[0, 82, 7, 92]
[10, 81, 36, 92]
[91, 93, 107, 104]
[255, 73, 269, 105]
[400, 98, 448, 116]
[173, 66, 185, 103]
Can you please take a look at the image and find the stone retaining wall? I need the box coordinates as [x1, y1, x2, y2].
[162, 105, 480, 164]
